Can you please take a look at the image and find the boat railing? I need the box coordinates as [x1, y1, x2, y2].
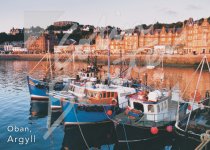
[128, 110, 177, 127]
[118, 100, 129, 108]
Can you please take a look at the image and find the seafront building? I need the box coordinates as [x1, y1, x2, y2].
[139, 18, 210, 54]
[95, 18, 210, 54]
[26, 34, 56, 54]
[23, 18, 210, 55]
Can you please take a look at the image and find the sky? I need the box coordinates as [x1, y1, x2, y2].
[0, 0, 210, 33]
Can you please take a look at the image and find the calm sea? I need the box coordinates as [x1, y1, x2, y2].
[0, 60, 209, 150]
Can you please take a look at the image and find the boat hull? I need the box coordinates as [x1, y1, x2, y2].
[174, 125, 206, 149]
[49, 94, 62, 110]
[62, 100, 115, 125]
[27, 76, 48, 100]
[115, 122, 175, 145]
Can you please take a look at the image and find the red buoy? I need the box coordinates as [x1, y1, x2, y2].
[166, 125, 173, 132]
[188, 105, 192, 110]
[150, 127, 159, 135]
[107, 110, 113, 116]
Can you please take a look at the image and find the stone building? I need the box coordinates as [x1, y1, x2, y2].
[139, 18, 210, 54]
[95, 33, 138, 54]
[10, 27, 23, 35]
[94, 18, 210, 54]
[53, 21, 74, 27]
[26, 34, 56, 54]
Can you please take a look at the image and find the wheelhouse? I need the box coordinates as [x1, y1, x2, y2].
[87, 90, 118, 105]
[129, 90, 173, 122]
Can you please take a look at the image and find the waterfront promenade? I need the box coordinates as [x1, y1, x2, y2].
[0, 53, 208, 67]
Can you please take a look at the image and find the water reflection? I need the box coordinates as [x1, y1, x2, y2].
[61, 122, 116, 150]
[27, 61, 210, 100]
[1, 60, 210, 150]
[29, 100, 48, 119]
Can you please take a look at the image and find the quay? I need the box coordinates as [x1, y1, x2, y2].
[0, 54, 209, 67]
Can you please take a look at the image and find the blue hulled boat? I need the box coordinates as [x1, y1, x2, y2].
[27, 76, 49, 100]
[49, 90, 116, 125]
[49, 81, 136, 125]
[62, 99, 115, 125]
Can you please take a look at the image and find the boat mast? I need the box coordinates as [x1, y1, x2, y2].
[120, 44, 122, 78]
[48, 40, 53, 79]
[108, 35, 110, 84]
[161, 54, 163, 71]
[184, 55, 206, 132]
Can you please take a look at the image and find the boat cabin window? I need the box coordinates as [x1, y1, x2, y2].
[107, 92, 110, 98]
[71, 86, 75, 92]
[87, 91, 97, 97]
[134, 102, 144, 112]
[160, 103, 163, 111]
[87, 74, 89, 77]
[157, 105, 160, 113]
[111, 92, 115, 97]
[148, 105, 154, 113]
[163, 101, 167, 109]
[103, 92, 106, 98]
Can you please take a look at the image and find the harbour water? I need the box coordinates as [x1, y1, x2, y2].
[0, 60, 210, 150]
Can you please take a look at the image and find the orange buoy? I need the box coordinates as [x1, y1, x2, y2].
[107, 110, 113, 116]
[150, 127, 159, 135]
[31, 111, 37, 116]
[166, 125, 173, 133]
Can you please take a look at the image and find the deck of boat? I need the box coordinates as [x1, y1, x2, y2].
[114, 100, 178, 128]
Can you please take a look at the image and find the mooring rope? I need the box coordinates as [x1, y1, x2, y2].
[73, 106, 90, 149]
[185, 57, 205, 132]
[29, 54, 47, 75]
[195, 130, 210, 150]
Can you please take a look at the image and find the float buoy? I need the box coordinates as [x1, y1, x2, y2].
[106, 110, 113, 116]
[166, 125, 173, 133]
[187, 105, 192, 110]
[150, 127, 159, 135]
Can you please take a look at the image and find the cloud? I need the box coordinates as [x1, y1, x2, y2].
[157, 7, 178, 16]
[187, 4, 202, 10]
[165, 10, 178, 15]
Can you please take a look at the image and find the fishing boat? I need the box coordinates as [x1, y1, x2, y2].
[112, 88, 178, 146]
[27, 76, 49, 100]
[175, 55, 210, 150]
[27, 40, 79, 100]
[146, 65, 155, 70]
[49, 81, 136, 125]
[27, 40, 54, 100]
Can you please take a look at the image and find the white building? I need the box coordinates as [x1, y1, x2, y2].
[54, 45, 74, 53]
[12, 47, 27, 53]
[4, 44, 13, 51]
[154, 45, 174, 55]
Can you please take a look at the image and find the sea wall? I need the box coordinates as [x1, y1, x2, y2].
[0, 54, 208, 67]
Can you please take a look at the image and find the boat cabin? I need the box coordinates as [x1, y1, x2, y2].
[129, 90, 170, 122]
[87, 90, 118, 105]
[78, 71, 95, 81]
